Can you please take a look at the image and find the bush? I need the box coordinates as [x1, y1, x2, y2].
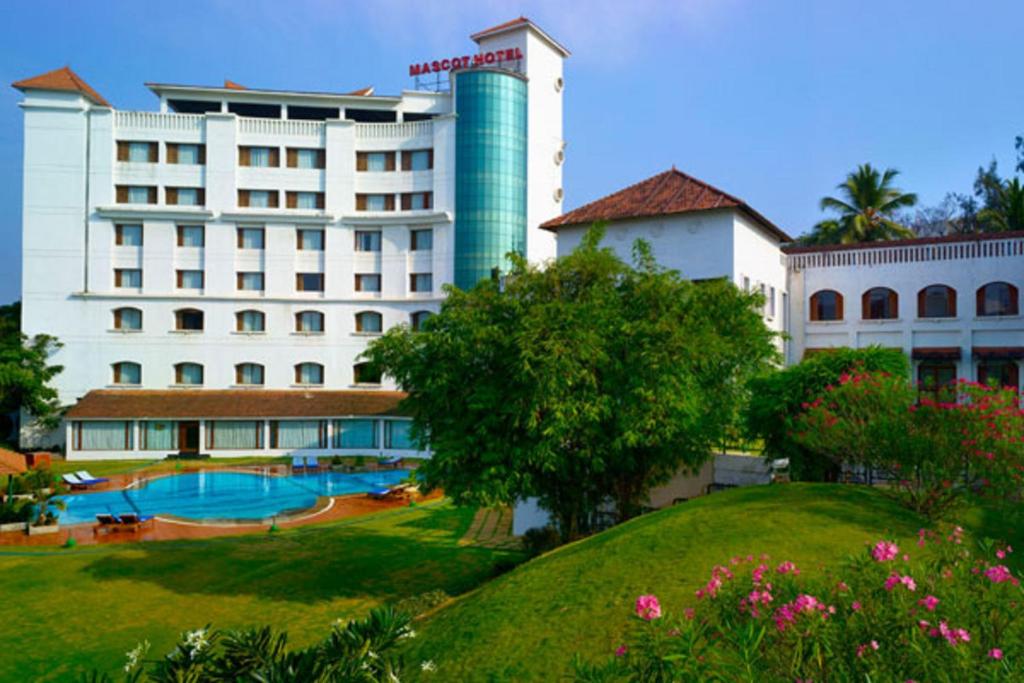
[745, 346, 907, 481]
[522, 525, 564, 558]
[793, 373, 1024, 517]
[573, 528, 1022, 681]
[392, 589, 451, 617]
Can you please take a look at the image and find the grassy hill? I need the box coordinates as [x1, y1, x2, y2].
[403, 484, 1019, 681]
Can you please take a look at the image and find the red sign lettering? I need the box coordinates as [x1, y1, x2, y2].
[409, 47, 523, 77]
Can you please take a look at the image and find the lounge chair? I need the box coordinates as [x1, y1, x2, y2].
[368, 484, 413, 501]
[75, 470, 110, 484]
[367, 487, 392, 500]
[305, 456, 320, 471]
[291, 455, 306, 471]
[117, 513, 154, 531]
[94, 513, 121, 535]
[62, 473, 94, 490]
[381, 456, 403, 469]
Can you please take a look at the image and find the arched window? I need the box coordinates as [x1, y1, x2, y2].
[862, 287, 898, 320]
[917, 285, 956, 319]
[175, 308, 204, 331]
[112, 361, 141, 385]
[355, 311, 382, 333]
[809, 290, 843, 321]
[235, 363, 264, 386]
[113, 307, 142, 331]
[174, 362, 204, 386]
[353, 362, 382, 386]
[295, 310, 324, 333]
[235, 310, 265, 332]
[976, 282, 1019, 317]
[294, 362, 324, 386]
[410, 310, 433, 331]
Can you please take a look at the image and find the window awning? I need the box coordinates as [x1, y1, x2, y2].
[912, 347, 961, 361]
[972, 346, 1024, 360]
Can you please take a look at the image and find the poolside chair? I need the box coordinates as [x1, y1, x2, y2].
[116, 513, 154, 531]
[75, 470, 110, 484]
[381, 456, 403, 469]
[305, 456, 320, 471]
[367, 487, 392, 500]
[61, 473, 92, 490]
[291, 455, 306, 471]
[93, 513, 121, 535]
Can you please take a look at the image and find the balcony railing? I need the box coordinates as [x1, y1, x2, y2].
[238, 117, 326, 138]
[354, 120, 433, 140]
[787, 235, 1024, 271]
[115, 111, 204, 132]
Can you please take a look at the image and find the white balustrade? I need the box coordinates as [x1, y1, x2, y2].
[786, 236, 1024, 271]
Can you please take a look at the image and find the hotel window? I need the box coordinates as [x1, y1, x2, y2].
[384, 420, 415, 450]
[809, 290, 843, 321]
[917, 361, 956, 397]
[177, 225, 205, 247]
[174, 362, 204, 386]
[977, 282, 1019, 317]
[235, 363, 265, 386]
[353, 361, 382, 385]
[355, 274, 381, 292]
[410, 273, 433, 293]
[742, 276, 750, 292]
[354, 230, 382, 252]
[176, 270, 205, 290]
[355, 311, 382, 333]
[113, 307, 142, 331]
[205, 420, 263, 450]
[918, 285, 956, 318]
[238, 189, 279, 209]
[978, 361, 1020, 391]
[238, 146, 279, 167]
[114, 268, 142, 289]
[356, 151, 395, 172]
[237, 227, 265, 249]
[166, 187, 205, 206]
[410, 310, 432, 331]
[401, 192, 433, 210]
[141, 421, 177, 450]
[295, 310, 324, 333]
[166, 143, 205, 165]
[270, 420, 327, 449]
[294, 362, 324, 386]
[287, 148, 325, 169]
[285, 191, 325, 210]
[116, 186, 157, 205]
[236, 272, 265, 292]
[73, 421, 133, 451]
[117, 141, 157, 163]
[296, 273, 324, 292]
[333, 419, 378, 449]
[355, 194, 395, 211]
[769, 286, 777, 318]
[401, 149, 433, 171]
[410, 228, 433, 251]
[235, 309, 265, 332]
[115, 224, 143, 246]
[174, 308, 204, 331]
[862, 287, 898, 320]
[112, 361, 142, 386]
[297, 229, 324, 251]
[759, 284, 767, 315]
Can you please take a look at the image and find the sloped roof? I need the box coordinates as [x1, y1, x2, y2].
[471, 16, 570, 56]
[12, 66, 110, 106]
[541, 168, 791, 242]
[0, 448, 27, 476]
[66, 390, 409, 419]
[224, 79, 247, 90]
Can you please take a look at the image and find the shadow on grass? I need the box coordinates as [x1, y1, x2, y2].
[78, 505, 520, 606]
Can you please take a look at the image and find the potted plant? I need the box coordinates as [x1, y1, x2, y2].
[20, 469, 66, 535]
[0, 496, 32, 533]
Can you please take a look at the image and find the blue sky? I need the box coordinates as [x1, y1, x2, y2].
[1, 0, 1021, 304]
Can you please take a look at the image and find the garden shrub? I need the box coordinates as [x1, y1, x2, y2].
[745, 346, 907, 481]
[522, 525, 564, 558]
[573, 528, 1022, 681]
[793, 373, 1024, 518]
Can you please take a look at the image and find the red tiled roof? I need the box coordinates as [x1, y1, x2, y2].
[223, 79, 247, 90]
[471, 16, 570, 56]
[0, 448, 27, 476]
[346, 86, 374, 96]
[783, 230, 1024, 254]
[66, 390, 409, 420]
[12, 66, 110, 106]
[541, 168, 791, 242]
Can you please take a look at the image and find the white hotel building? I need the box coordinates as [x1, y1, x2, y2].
[14, 18, 1022, 463]
[15, 18, 568, 460]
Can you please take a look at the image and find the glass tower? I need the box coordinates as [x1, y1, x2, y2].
[453, 69, 528, 290]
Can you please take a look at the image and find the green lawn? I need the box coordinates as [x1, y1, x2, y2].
[402, 484, 1023, 681]
[0, 500, 519, 681]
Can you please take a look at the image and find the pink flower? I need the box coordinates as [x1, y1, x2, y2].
[683, 607, 695, 620]
[884, 573, 917, 592]
[918, 595, 939, 611]
[615, 645, 628, 657]
[932, 621, 970, 646]
[635, 594, 662, 621]
[872, 541, 899, 562]
[984, 565, 1014, 584]
[989, 648, 1004, 660]
[776, 561, 799, 575]
[851, 601, 861, 612]
[856, 640, 880, 658]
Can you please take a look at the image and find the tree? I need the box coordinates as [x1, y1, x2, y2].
[363, 226, 778, 540]
[0, 301, 64, 433]
[977, 176, 1024, 233]
[801, 164, 918, 244]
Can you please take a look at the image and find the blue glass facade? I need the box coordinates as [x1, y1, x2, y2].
[453, 69, 528, 289]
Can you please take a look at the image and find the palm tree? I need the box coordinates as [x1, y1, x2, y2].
[802, 164, 918, 244]
[977, 177, 1024, 232]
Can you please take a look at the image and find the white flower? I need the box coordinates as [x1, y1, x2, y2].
[420, 660, 437, 672]
[124, 640, 150, 672]
[183, 628, 209, 658]
[400, 627, 417, 640]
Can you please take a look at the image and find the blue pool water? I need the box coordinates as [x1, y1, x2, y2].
[58, 469, 411, 524]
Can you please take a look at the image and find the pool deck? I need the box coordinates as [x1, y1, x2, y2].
[0, 464, 438, 548]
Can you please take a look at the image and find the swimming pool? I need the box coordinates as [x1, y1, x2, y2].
[58, 469, 411, 524]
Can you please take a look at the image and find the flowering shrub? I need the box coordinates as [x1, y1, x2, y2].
[572, 528, 1022, 682]
[792, 371, 1024, 517]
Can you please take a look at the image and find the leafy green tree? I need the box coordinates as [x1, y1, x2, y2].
[977, 176, 1024, 232]
[364, 227, 777, 540]
[0, 301, 64, 432]
[801, 164, 918, 244]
